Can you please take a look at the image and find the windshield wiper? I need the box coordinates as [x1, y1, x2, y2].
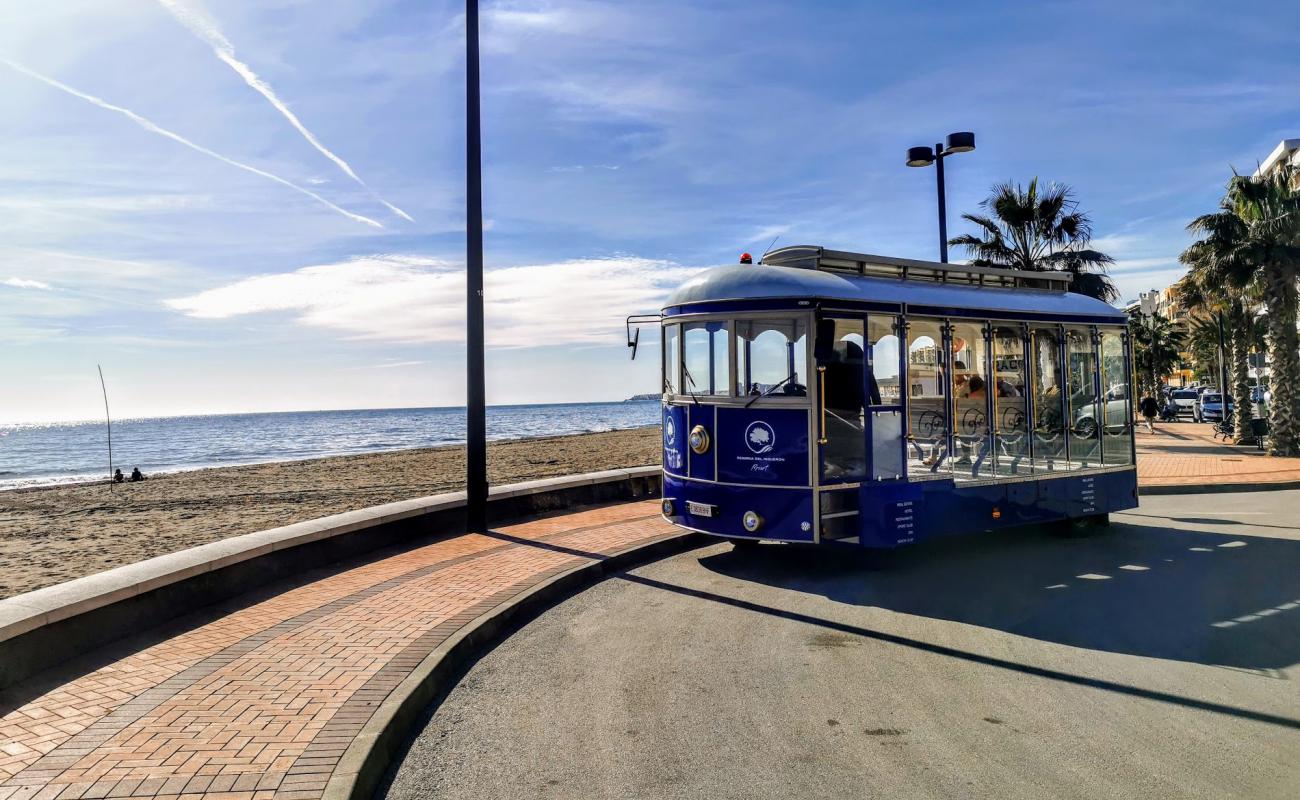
[746, 372, 795, 408]
[680, 363, 702, 406]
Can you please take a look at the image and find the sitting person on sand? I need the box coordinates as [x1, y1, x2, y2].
[130, 467, 145, 482]
[113, 468, 124, 483]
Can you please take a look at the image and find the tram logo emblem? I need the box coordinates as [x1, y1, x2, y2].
[664, 416, 677, 448]
[745, 421, 775, 454]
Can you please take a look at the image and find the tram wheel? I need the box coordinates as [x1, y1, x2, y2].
[1054, 513, 1110, 538]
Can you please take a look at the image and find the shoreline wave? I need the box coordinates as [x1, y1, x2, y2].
[0, 421, 661, 493]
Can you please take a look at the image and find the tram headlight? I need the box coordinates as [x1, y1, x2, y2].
[688, 425, 710, 454]
[662, 498, 675, 517]
[742, 510, 763, 533]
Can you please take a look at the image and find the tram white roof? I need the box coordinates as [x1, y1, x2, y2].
[665, 246, 1125, 322]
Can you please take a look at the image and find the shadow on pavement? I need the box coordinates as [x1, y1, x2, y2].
[696, 520, 1300, 671]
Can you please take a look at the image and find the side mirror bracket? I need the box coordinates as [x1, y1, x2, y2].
[625, 314, 661, 361]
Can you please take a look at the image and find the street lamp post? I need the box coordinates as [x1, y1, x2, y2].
[465, 0, 488, 533]
[906, 132, 976, 263]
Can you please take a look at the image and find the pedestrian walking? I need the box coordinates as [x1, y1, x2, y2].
[1139, 394, 1159, 434]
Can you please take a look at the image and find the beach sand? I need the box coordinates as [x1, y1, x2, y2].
[0, 428, 661, 599]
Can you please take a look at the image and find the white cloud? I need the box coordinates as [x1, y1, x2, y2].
[0, 57, 383, 229]
[154, 0, 413, 222]
[166, 254, 704, 347]
[2, 277, 51, 290]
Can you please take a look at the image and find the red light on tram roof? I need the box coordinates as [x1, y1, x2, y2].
[739, 252, 753, 264]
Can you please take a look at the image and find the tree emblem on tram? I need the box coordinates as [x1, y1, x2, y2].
[664, 416, 677, 448]
[745, 421, 775, 454]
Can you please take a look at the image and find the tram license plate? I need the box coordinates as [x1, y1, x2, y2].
[686, 501, 716, 518]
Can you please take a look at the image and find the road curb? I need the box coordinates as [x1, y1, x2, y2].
[321, 529, 705, 800]
[1140, 479, 1300, 496]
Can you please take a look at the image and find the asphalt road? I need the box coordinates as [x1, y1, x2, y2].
[383, 490, 1300, 800]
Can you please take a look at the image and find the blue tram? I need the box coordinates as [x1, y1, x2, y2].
[649, 245, 1138, 548]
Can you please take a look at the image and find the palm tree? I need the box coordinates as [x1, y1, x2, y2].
[1222, 165, 1300, 455]
[1177, 210, 1258, 442]
[950, 178, 1119, 302]
[1129, 311, 1184, 398]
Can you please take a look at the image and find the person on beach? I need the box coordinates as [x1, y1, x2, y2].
[1139, 394, 1159, 434]
[113, 468, 124, 483]
[130, 467, 145, 482]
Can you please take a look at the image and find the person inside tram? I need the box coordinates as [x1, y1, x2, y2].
[996, 378, 1022, 397]
[967, 375, 987, 398]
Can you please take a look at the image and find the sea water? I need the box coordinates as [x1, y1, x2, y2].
[0, 401, 661, 490]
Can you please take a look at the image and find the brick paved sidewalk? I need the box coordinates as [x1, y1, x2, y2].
[0, 501, 674, 800]
[1136, 422, 1300, 488]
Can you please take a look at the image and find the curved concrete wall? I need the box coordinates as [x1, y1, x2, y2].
[0, 467, 661, 689]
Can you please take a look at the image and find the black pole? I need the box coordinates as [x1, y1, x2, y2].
[465, 0, 488, 533]
[934, 142, 948, 263]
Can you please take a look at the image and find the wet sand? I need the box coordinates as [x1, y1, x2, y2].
[0, 428, 661, 599]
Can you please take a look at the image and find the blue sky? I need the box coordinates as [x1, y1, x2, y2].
[0, 0, 1295, 422]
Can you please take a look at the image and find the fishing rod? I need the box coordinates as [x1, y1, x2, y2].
[98, 364, 113, 492]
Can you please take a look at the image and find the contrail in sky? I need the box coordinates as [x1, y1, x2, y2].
[156, 0, 414, 222]
[0, 58, 383, 229]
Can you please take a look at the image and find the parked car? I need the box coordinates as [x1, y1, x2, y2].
[1072, 386, 1130, 439]
[1195, 392, 1233, 423]
[1169, 389, 1199, 418]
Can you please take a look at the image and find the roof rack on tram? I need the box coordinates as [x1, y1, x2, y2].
[760, 245, 1072, 291]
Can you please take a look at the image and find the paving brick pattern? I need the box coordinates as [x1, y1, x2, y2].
[1135, 423, 1300, 486]
[0, 501, 673, 800]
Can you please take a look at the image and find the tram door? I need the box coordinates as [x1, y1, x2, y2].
[816, 317, 869, 541]
[816, 315, 906, 543]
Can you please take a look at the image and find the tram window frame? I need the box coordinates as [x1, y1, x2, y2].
[867, 315, 902, 407]
[816, 316, 868, 483]
[905, 317, 949, 478]
[1098, 327, 1134, 465]
[682, 320, 728, 396]
[989, 321, 1031, 478]
[734, 316, 810, 403]
[948, 320, 992, 482]
[1029, 325, 1068, 473]
[1065, 325, 1103, 468]
[663, 323, 680, 396]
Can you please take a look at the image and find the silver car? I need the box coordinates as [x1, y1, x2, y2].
[1170, 389, 1198, 417]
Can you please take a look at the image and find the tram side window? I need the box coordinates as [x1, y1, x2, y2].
[906, 319, 947, 475]
[735, 319, 808, 397]
[663, 324, 680, 395]
[1030, 326, 1067, 472]
[949, 322, 990, 481]
[991, 325, 1030, 476]
[1100, 328, 1134, 464]
[867, 316, 900, 405]
[683, 321, 728, 396]
[1066, 326, 1102, 467]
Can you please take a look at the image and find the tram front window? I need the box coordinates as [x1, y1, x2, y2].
[663, 323, 680, 395]
[906, 319, 947, 477]
[736, 319, 807, 397]
[683, 321, 727, 396]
